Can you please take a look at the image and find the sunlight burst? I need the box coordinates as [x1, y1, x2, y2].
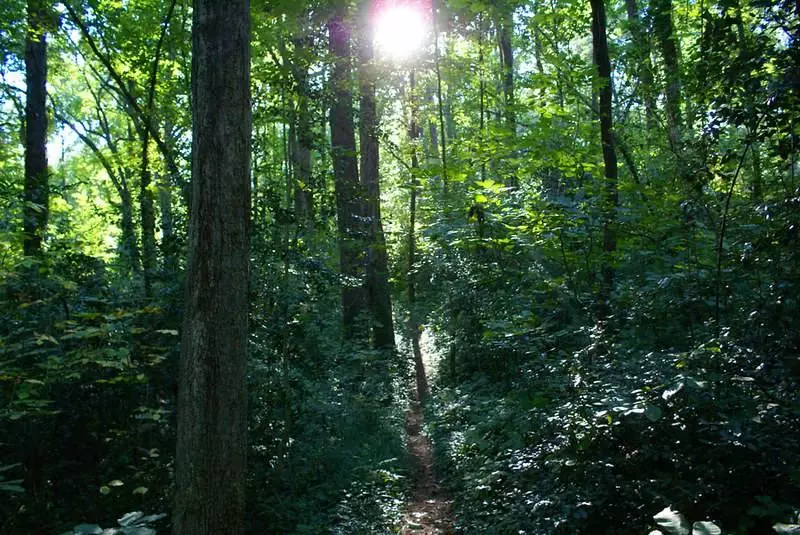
[374, 4, 428, 61]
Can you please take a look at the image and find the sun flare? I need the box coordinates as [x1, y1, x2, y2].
[374, 4, 428, 61]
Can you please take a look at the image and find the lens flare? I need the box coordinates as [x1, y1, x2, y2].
[374, 4, 427, 60]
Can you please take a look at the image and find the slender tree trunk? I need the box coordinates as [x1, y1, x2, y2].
[140, 0, 176, 296]
[140, 131, 156, 296]
[329, 13, 369, 341]
[653, 0, 682, 148]
[160, 51, 177, 273]
[498, 7, 518, 188]
[23, 0, 48, 257]
[624, 0, 656, 129]
[478, 13, 487, 182]
[498, 8, 516, 136]
[359, 5, 395, 350]
[425, 86, 439, 160]
[590, 0, 619, 337]
[292, 18, 313, 225]
[120, 186, 142, 273]
[172, 0, 251, 533]
[407, 70, 428, 402]
[433, 0, 449, 201]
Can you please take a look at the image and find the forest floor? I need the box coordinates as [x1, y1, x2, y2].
[400, 402, 453, 534]
[398, 326, 453, 533]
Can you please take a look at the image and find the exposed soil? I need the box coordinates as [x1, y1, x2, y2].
[400, 401, 453, 534]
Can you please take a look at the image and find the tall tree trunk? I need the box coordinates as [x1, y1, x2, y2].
[498, 7, 517, 188]
[329, 13, 369, 341]
[359, 4, 395, 351]
[160, 50, 177, 273]
[140, 131, 156, 296]
[590, 0, 619, 339]
[120, 186, 141, 273]
[173, 0, 251, 532]
[140, 0, 176, 296]
[624, 0, 656, 129]
[291, 17, 313, 225]
[433, 0, 450, 200]
[23, 0, 48, 257]
[497, 7, 515, 136]
[407, 70, 428, 402]
[653, 0, 682, 148]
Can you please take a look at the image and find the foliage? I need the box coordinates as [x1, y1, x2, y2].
[1, 0, 799, 531]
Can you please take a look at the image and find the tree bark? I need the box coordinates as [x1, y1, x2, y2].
[140, 131, 156, 296]
[23, 0, 48, 257]
[291, 18, 313, 225]
[407, 70, 428, 402]
[329, 13, 369, 341]
[624, 0, 656, 129]
[590, 0, 618, 334]
[173, 0, 251, 533]
[497, 8, 515, 137]
[359, 4, 395, 350]
[652, 0, 682, 148]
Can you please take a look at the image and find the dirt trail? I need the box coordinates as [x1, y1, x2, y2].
[400, 401, 453, 534]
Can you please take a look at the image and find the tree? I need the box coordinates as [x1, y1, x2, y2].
[328, 10, 369, 341]
[359, 0, 395, 350]
[172, 0, 251, 532]
[653, 0, 682, 148]
[590, 0, 618, 340]
[23, 0, 48, 256]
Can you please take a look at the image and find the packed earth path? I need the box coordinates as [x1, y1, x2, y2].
[400, 393, 454, 533]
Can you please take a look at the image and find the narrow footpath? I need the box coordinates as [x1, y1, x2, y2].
[400, 330, 453, 534]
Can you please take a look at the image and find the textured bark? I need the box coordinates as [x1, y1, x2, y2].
[329, 13, 369, 340]
[291, 19, 313, 224]
[590, 0, 619, 329]
[141, 0, 177, 295]
[497, 8, 515, 137]
[172, 0, 251, 533]
[329, 14, 369, 339]
[432, 0, 450, 200]
[407, 71, 427, 401]
[359, 7, 395, 350]
[160, 49, 177, 272]
[139, 133, 156, 296]
[653, 0, 682, 147]
[23, 0, 48, 257]
[624, 0, 656, 129]
[498, 7, 517, 188]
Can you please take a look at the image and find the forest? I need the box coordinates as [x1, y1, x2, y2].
[0, 0, 798, 533]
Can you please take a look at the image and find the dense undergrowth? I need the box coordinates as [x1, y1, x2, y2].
[0, 231, 412, 534]
[418, 203, 800, 534]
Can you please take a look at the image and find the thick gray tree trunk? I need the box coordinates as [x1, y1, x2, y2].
[23, 0, 48, 257]
[359, 5, 395, 350]
[329, 13, 369, 340]
[172, 0, 251, 533]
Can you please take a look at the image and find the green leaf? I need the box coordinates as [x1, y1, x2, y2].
[774, 524, 800, 534]
[133, 486, 148, 495]
[654, 506, 690, 535]
[0, 480, 24, 493]
[122, 528, 155, 535]
[118, 511, 143, 526]
[645, 405, 663, 422]
[72, 525, 103, 535]
[692, 521, 721, 535]
[99, 485, 111, 495]
[662, 382, 684, 401]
